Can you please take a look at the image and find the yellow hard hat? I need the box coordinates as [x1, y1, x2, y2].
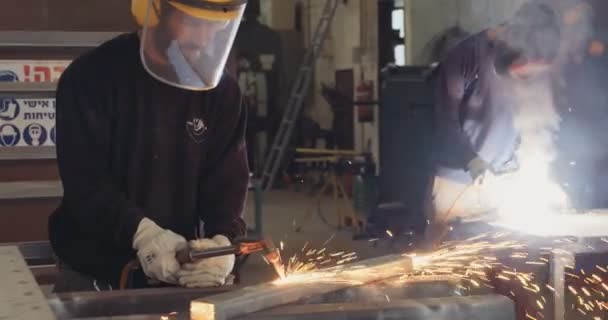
[131, 0, 246, 26]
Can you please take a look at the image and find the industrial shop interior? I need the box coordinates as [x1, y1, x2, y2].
[1, 0, 608, 319]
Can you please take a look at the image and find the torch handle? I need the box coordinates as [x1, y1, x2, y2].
[176, 245, 240, 264]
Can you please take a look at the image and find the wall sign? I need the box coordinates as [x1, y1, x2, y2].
[0, 60, 71, 147]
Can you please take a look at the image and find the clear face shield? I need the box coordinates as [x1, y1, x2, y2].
[139, 0, 245, 91]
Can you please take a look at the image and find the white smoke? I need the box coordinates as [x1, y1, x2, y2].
[484, 1, 600, 236]
[511, 75, 561, 169]
[485, 75, 571, 233]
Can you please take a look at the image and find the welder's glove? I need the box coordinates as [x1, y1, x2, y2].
[132, 217, 188, 284]
[467, 156, 493, 185]
[177, 235, 235, 288]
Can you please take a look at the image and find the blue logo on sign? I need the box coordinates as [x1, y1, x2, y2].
[0, 70, 18, 82]
[0, 70, 20, 121]
[23, 123, 47, 146]
[0, 123, 20, 146]
[0, 99, 20, 121]
[50, 126, 56, 144]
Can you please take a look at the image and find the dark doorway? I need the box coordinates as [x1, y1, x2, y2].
[333, 69, 355, 149]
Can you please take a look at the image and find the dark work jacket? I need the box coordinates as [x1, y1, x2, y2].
[48, 33, 249, 285]
[433, 31, 519, 183]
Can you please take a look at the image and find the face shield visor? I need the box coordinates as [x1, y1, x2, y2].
[139, 0, 246, 91]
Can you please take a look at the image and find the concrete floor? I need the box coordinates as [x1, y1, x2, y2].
[239, 190, 408, 286]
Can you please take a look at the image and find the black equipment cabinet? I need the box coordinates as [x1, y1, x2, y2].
[378, 66, 436, 232]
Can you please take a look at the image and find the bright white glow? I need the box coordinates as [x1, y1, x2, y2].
[391, 9, 405, 38]
[482, 78, 572, 234]
[492, 211, 608, 237]
[410, 254, 433, 269]
[394, 45, 406, 66]
[484, 155, 570, 220]
[483, 138, 572, 234]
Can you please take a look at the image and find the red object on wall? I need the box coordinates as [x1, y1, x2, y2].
[355, 75, 374, 123]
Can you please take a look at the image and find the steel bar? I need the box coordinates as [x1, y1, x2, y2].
[0, 31, 121, 48]
[548, 242, 608, 320]
[242, 295, 515, 320]
[190, 254, 413, 320]
[491, 211, 608, 237]
[300, 276, 464, 305]
[252, 179, 264, 236]
[51, 275, 463, 319]
[0, 82, 57, 98]
[0, 181, 63, 200]
[0, 146, 57, 160]
[49, 287, 237, 319]
[13, 241, 56, 266]
[294, 148, 360, 156]
[551, 247, 576, 320]
[71, 316, 166, 320]
[70, 316, 171, 320]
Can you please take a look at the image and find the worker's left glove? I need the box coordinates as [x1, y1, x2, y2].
[177, 235, 235, 288]
[467, 157, 493, 185]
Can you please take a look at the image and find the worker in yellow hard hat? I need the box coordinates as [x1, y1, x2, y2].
[49, 0, 250, 292]
[134, 0, 246, 90]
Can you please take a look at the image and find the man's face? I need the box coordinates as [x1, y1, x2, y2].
[508, 60, 552, 80]
[166, 9, 229, 62]
[141, 3, 242, 90]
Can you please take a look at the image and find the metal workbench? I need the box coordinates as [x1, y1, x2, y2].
[2, 244, 515, 320]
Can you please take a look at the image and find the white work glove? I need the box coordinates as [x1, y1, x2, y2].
[132, 218, 187, 284]
[467, 157, 493, 185]
[177, 235, 235, 288]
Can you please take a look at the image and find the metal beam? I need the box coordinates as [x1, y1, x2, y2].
[49, 287, 236, 319]
[301, 276, 463, 305]
[191, 254, 413, 320]
[0, 181, 63, 200]
[69, 316, 165, 320]
[15, 241, 55, 266]
[550, 247, 576, 320]
[243, 295, 516, 320]
[491, 211, 608, 238]
[294, 148, 360, 156]
[0, 31, 122, 48]
[0, 82, 57, 99]
[0, 146, 57, 160]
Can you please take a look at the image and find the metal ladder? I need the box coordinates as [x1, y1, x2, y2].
[261, 0, 339, 191]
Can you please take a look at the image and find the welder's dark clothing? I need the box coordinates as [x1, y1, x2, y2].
[49, 32, 249, 286]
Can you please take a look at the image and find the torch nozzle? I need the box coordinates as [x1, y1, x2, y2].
[264, 247, 286, 279]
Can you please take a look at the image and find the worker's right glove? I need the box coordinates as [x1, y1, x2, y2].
[467, 156, 492, 185]
[132, 218, 188, 284]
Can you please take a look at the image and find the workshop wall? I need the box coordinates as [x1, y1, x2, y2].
[306, 0, 379, 159]
[406, 0, 524, 65]
[0, 0, 136, 31]
[267, 1, 380, 161]
[259, 0, 274, 26]
[354, 0, 380, 161]
[0, 1, 136, 242]
[301, 1, 336, 133]
[268, 0, 296, 31]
